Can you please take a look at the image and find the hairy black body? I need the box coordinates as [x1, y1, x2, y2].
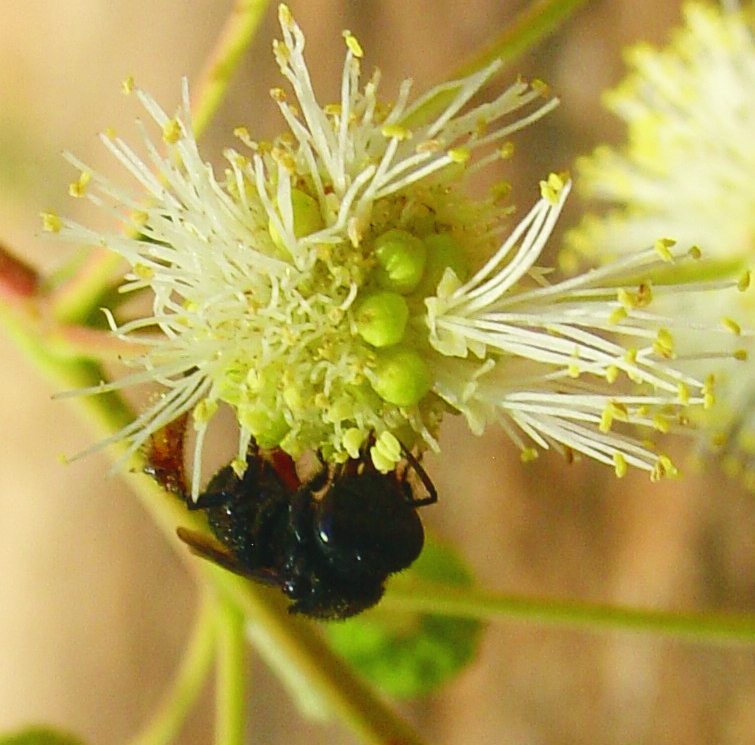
[147, 424, 436, 619]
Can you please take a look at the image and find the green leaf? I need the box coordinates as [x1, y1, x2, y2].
[324, 538, 484, 698]
[0, 726, 87, 745]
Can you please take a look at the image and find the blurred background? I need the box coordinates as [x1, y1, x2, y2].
[1, 0, 753, 743]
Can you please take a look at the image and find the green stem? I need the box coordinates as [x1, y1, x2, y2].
[383, 581, 755, 645]
[48, 249, 125, 326]
[128, 595, 217, 745]
[453, 0, 592, 78]
[214, 600, 247, 745]
[191, 0, 273, 138]
[205, 567, 428, 745]
[1, 298, 109, 401]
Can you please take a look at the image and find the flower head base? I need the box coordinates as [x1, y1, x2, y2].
[47, 4, 744, 494]
[564, 2, 755, 485]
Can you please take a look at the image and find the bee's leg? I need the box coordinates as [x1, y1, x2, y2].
[399, 443, 437, 507]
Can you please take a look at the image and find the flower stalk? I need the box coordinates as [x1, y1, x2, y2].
[384, 580, 755, 646]
[127, 595, 217, 745]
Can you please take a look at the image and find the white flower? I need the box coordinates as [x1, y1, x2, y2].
[46, 4, 742, 495]
[565, 1, 755, 486]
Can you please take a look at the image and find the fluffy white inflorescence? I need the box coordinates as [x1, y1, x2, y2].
[46, 4, 744, 495]
[565, 1, 754, 486]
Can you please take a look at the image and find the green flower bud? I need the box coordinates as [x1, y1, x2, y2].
[355, 291, 409, 347]
[269, 188, 324, 251]
[413, 232, 468, 298]
[372, 347, 432, 407]
[374, 229, 427, 294]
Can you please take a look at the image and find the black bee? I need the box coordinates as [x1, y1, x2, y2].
[145, 420, 436, 620]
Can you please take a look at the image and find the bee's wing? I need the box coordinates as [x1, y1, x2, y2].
[175, 527, 281, 587]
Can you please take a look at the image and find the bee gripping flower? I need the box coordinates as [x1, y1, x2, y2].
[46, 4, 742, 494]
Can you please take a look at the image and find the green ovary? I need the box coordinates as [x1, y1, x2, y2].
[374, 229, 427, 294]
[355, 291, 409, 347]
[372, 347, 432, 407]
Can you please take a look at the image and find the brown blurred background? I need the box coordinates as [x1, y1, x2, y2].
[1, 1, 753, 743]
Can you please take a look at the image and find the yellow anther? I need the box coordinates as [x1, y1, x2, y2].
[68, 171, 91, 198]
[271, 147, 296, 172]
[609, 306, 628, 325]
[498, 141, 515, 159]
[652, 455, 677, 481]
[131, 210, 148, 227]
[343, 31, 364, 58]
[600, 408, 613, 433]
[231, 458, 247, 478]
[278, 3, 294, 28]
[520, 447, 539, 463]
[539, 172, 567, 204]
[613, 452, 627, 478]
[193, 398, 218, 425]
[677, 382, 690, 405]
[617, 289, 634, 309]
[133, 264, 154, 281]
[653, 414, 670, 433]
[617, 283, 653, 310]
[654, 237, 676, 261]
[162, 119, 181, 144]
[447, 147, 470, 163]
[722, 317, 741, 335]
[653, 328, 674, 358]
[40, 211, 62, 233]
[381, 124, 411, 140]
[635, 282, 652, 307]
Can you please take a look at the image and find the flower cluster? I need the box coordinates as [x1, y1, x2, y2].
[565, 1, 754, 485]
[45, 4, 744, 495]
